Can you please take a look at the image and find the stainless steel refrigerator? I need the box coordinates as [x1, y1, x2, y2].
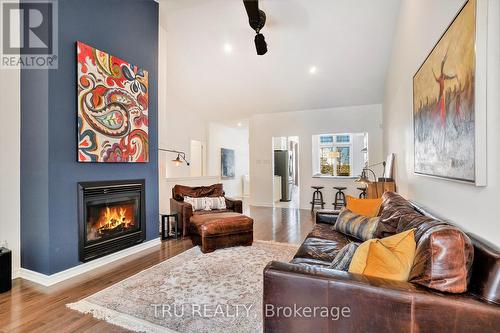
[274, 150, 293, 202]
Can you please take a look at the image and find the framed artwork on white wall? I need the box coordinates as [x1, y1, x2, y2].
[412, 0, 487, 186]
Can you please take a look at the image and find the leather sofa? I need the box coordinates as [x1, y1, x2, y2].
[170, 184, 243, 236]
[263, 192, 500, 332]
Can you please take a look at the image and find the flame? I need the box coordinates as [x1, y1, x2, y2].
[97, 205, 132, 232]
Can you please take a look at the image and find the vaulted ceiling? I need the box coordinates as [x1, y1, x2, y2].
[161, 0, 401, 120]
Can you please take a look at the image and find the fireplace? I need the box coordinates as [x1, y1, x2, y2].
[78, 180, 146, 262]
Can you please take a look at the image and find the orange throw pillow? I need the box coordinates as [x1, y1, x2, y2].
[346, 195, 382, 217]
[348, 229, 416, 281]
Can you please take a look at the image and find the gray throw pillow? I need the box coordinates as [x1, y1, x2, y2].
[333, 208, 379, 241]
[329, 242, 359, 271]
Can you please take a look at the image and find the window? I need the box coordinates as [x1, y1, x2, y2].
[312, 133, 367, 177]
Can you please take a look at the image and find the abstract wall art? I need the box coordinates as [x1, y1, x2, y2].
[77, 41, 149, 162]
[221, 148, 235, 179]
[413, 0, 487, 185]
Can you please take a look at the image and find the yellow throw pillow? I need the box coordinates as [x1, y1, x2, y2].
[346, 195, 382, 217]
[348, 229, 416, 281]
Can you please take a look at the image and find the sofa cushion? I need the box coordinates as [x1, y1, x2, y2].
[397, 212, 448, 242]
[374, 192, 416, 238]
[346, 195, 382, 217]
[380, 192, 474, 293]
[307, 223, 356, 242]
[334, 208, 379, 241]
[172, 183, 224, 200]
[349, 229, 416, 282]
[409, 224, 474, 293]
[192, 209, 231, 216]
[184, 196, 209, 211]
[329, 242, 359, 271]
[289, 257, 333, 268]
[293, 235, 349, 265]
[184, 196, 226, 211]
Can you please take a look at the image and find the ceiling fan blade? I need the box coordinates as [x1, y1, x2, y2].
[243, 0, 263, 30]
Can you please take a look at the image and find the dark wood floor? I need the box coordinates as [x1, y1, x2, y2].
[0, 206, 315, 333]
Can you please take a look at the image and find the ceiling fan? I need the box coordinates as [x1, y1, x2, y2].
[243, 0, 268, 55]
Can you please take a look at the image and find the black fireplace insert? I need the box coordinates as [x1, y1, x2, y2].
[78, 179, 146, 262]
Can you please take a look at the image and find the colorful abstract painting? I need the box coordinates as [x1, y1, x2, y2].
[413, 0, 476, 182]
[77, 41, 149, 162]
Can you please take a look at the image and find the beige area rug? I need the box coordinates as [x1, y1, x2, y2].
[67, 241, 298, 333]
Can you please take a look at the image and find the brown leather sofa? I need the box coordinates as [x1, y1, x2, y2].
[263, 192, 500, 332]
[170, 184, 243, 236]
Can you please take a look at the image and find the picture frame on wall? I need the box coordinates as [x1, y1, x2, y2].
[221, 148, 235, 179]
[77, 41, 149, 163]
[412, 0, 487, 186]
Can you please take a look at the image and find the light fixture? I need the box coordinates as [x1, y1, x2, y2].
[237, 122, 243, 127]
[223, 43, 233, 54]
[355, 170, 373, 184]
[159, 148, 190, 167]
[328, 151, 341, 176]
[354, 161, 387, 197]
[329, 151, 340, 159]
[309, 66, 318, 75]
[172, 154, 182, 167]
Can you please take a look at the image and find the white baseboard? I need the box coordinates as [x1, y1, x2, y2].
[19, 238, 161, 287]
[250, 202, 274, 208]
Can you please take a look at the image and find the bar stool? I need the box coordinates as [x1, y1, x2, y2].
[310, 186, 325, 211]
[357, 186, 367, 199]
[333, 187, 347, 210]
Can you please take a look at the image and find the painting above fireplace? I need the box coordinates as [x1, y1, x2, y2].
[78, 180, 146, 262]
[77, 41, 149, 163]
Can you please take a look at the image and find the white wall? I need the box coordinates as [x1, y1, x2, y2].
[250, 105, 384, 209]
[0, 67, 21, 278]
[383, 0, 500, 244]
[207, 122, 249, 198]
[158, 2, 208, 213]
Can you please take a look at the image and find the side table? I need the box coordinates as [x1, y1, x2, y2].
[0, 247, 12, 293]
[160, 213, 180, 240]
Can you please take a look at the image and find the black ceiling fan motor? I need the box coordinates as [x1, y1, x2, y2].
[243, 1, 268, 55]
[249, 9, 266, 32]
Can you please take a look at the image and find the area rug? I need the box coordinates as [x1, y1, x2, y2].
[67, 241, 298, 333]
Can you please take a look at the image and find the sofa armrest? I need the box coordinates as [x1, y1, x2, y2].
[263, 261, 500, 333]
[315, 209, 340, 226]
[225, 197, 243, 214]
[170, 199, 193, 236]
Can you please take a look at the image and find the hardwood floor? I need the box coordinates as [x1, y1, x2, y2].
[0, 206, 315, 333]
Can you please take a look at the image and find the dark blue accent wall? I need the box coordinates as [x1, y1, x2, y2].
[21, 0, 159, 275]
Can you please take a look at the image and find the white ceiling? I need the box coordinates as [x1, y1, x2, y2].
[161, 0, 400, 120]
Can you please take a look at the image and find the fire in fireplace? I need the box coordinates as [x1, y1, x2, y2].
[78, 180, 145, 262]
[86, 201, 137, 241]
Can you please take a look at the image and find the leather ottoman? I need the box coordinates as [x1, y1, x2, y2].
[189, 212, 254, 253]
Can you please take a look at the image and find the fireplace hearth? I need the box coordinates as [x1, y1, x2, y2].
[78, 180, 146, 262]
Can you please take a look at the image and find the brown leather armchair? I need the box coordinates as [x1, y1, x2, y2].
[169, 184, 243, 237]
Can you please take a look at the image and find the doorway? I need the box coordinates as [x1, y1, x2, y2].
[190, 140, 206, 177]
[272, 136, 300, 209]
